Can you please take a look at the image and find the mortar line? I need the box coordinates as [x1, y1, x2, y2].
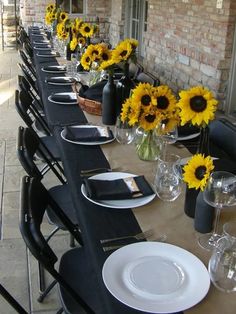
[0, 140, 6, 240]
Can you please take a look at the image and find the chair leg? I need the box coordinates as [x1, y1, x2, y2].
[70, 234, 75, 248]
[38, 262, 46, 293]
[37, 279, 57, 303]
[56, 308, 64, 314]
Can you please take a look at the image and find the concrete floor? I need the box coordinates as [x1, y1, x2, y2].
[0, 49, 70, 313]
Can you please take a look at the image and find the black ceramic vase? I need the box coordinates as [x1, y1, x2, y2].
[116, 62, 135, 116]
[102, 73, 117, 125]
[184, 188, 199, 218]
[194, 191, 214, 233]
[197, 125, 210, 155]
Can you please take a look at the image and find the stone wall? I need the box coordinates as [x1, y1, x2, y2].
[141, 0, 236, 109]
[0, 0, 19, 47]
[108, 0, 124, 46]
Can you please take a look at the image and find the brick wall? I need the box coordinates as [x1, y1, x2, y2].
[141, 0, 236, 109]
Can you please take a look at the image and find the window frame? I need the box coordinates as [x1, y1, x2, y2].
[57, 0, 86, 16]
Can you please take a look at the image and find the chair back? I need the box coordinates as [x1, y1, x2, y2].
[19, 176, 93, 312]
[18, 75, 43, 111]
[136, 71, 160, 86]
[16, 89, 50, 135]
[129, 62, 143, 79]
[19, 50, 36, 78]
[18, 63, 38, 95]
[17, 126, 66, 184]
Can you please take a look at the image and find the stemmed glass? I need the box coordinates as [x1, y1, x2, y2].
[198, 171, 236, 251]
[115, 117, 134, 144]
[157, 121, 178, 158]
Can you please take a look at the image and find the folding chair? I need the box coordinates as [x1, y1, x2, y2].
[15, 89, 51, 136]
[135, 71, 160, 86]
[19, 49, 36, 78]
[20, 176, 97, 314]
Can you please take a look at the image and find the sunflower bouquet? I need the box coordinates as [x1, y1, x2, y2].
[120, 83, 178, 160]
[45, 4, 63, 30]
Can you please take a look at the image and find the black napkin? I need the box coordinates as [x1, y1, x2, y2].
[79, 80, 107, 103]
[50, 94, 77, 104]
[83, 175, 154, 200]
[64, 126, 113, 142]
[46, 77, 75, 84]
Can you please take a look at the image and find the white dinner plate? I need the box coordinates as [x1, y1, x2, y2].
[102, 242, 210, 313]
[34, 46, 51, 50]
[33, 40, 50, 44]
[45, 76, 77, 85]
[61, 125, 115, 145]
[48, 92, 78, 105]
[81, 172, 156, 209]
[36, 52, 59, 57]
[178, 132, 200, 141]
[41, 65, 66, 73]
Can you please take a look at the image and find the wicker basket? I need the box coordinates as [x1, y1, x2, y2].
[77, 95, 102, 116]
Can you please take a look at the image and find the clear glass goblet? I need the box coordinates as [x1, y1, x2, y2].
[157, 122, 178, 158]
[115, 118, 134, 145]
[198, 171, 236, 251]
[154, 153, 183, 202]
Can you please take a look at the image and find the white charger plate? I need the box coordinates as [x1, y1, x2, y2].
[178, 133, 200, 141]
[81, 172, 156, 209]
[61, 125, 115, 145]
[102, 242, 210, 313]
[36, 52, 59, 57]
[41, 65, 66, 73]
[33, 40, 50, 44]
[45, 76, 77, 85]
[48, 92, 78, 105]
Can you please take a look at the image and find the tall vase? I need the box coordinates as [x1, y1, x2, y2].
[184, 125, 210, 218]
[102, 73, 117, 125]
[116, 62, 135, 116]
[135, 128, 160, 161]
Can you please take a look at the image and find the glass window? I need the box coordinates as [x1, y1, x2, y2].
[58, 0, 84, 14]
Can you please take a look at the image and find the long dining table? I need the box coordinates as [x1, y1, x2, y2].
[28, 28, 236, 314]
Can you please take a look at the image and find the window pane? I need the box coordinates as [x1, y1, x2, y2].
[72, 0, 83, 14]
[58, 0, 70, 13]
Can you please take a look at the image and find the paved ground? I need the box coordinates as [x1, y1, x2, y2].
[0, 49, 69, 313]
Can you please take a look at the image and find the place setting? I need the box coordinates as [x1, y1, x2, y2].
[41, 65, 67, 73]
[45, 76, 78, 85]
[61, 125, 115, 145]
[36, 51, 59, 58]
[81, 171, 156, 209]
[48, 92, 78, 105]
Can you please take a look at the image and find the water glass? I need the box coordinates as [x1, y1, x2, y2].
[223, 221, 236, 243]
[154, 154, 182, 202]
[115, 118, 134, 144]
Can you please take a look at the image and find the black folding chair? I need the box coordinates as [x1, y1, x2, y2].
[0, 283, 28, 314]
[19, 176, 97, 314]
[15, 89, 51, 136]
[18, 62, 39, 95]
[19, 49, 37, 78]
[17, 126, 65, 183]
[135, 71, 160, 86]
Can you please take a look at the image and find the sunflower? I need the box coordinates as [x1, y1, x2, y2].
[139, 110, 160, 131]
[70, 37, 78, 51]
[153, 85, 177, 114]
[131, 83, 156, 111]
[46, 4, 55, 12]
[99, 58, 117, 71]
[81, 53, 92, 70]
[60, 11, 68, 22]
[99, 44, 112, 62]
[121, 98, 132, 123]
[183, 154, 215, 191]
[112, 40, 133, 62]
[78, 37, 86, 46]
[75, 18, 83, 31]
[177, 86, 218, 127]
[80, 23, 94, 37]
[86, 44, 103, 62]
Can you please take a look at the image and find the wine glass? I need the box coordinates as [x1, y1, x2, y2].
[208, 234, 236, 292]
[154, 153, 183, 202]
[115, 117, 134, 144]
[198, 171, 236, 251]
[157, 121, 178, 158]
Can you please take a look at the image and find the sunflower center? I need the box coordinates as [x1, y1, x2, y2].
[120, 50, 128, 57]
[157, 96, 169, 110]
[101, 53, 109, 61]
[141, 95, 151, 106]
[190, 96, 207, 112]
[85, 26, 91, 33]
[86, 57, 90, 63]
[145, 114, 156, 123]
[195, 166, 207, 180]
[61, 14, 65, 19]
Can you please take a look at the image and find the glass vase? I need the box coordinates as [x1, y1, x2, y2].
[135, 128, 160, 161]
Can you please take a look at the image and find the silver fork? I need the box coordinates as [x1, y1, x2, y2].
[100, 229, 154, 244]
[102, 234, 167, 252]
